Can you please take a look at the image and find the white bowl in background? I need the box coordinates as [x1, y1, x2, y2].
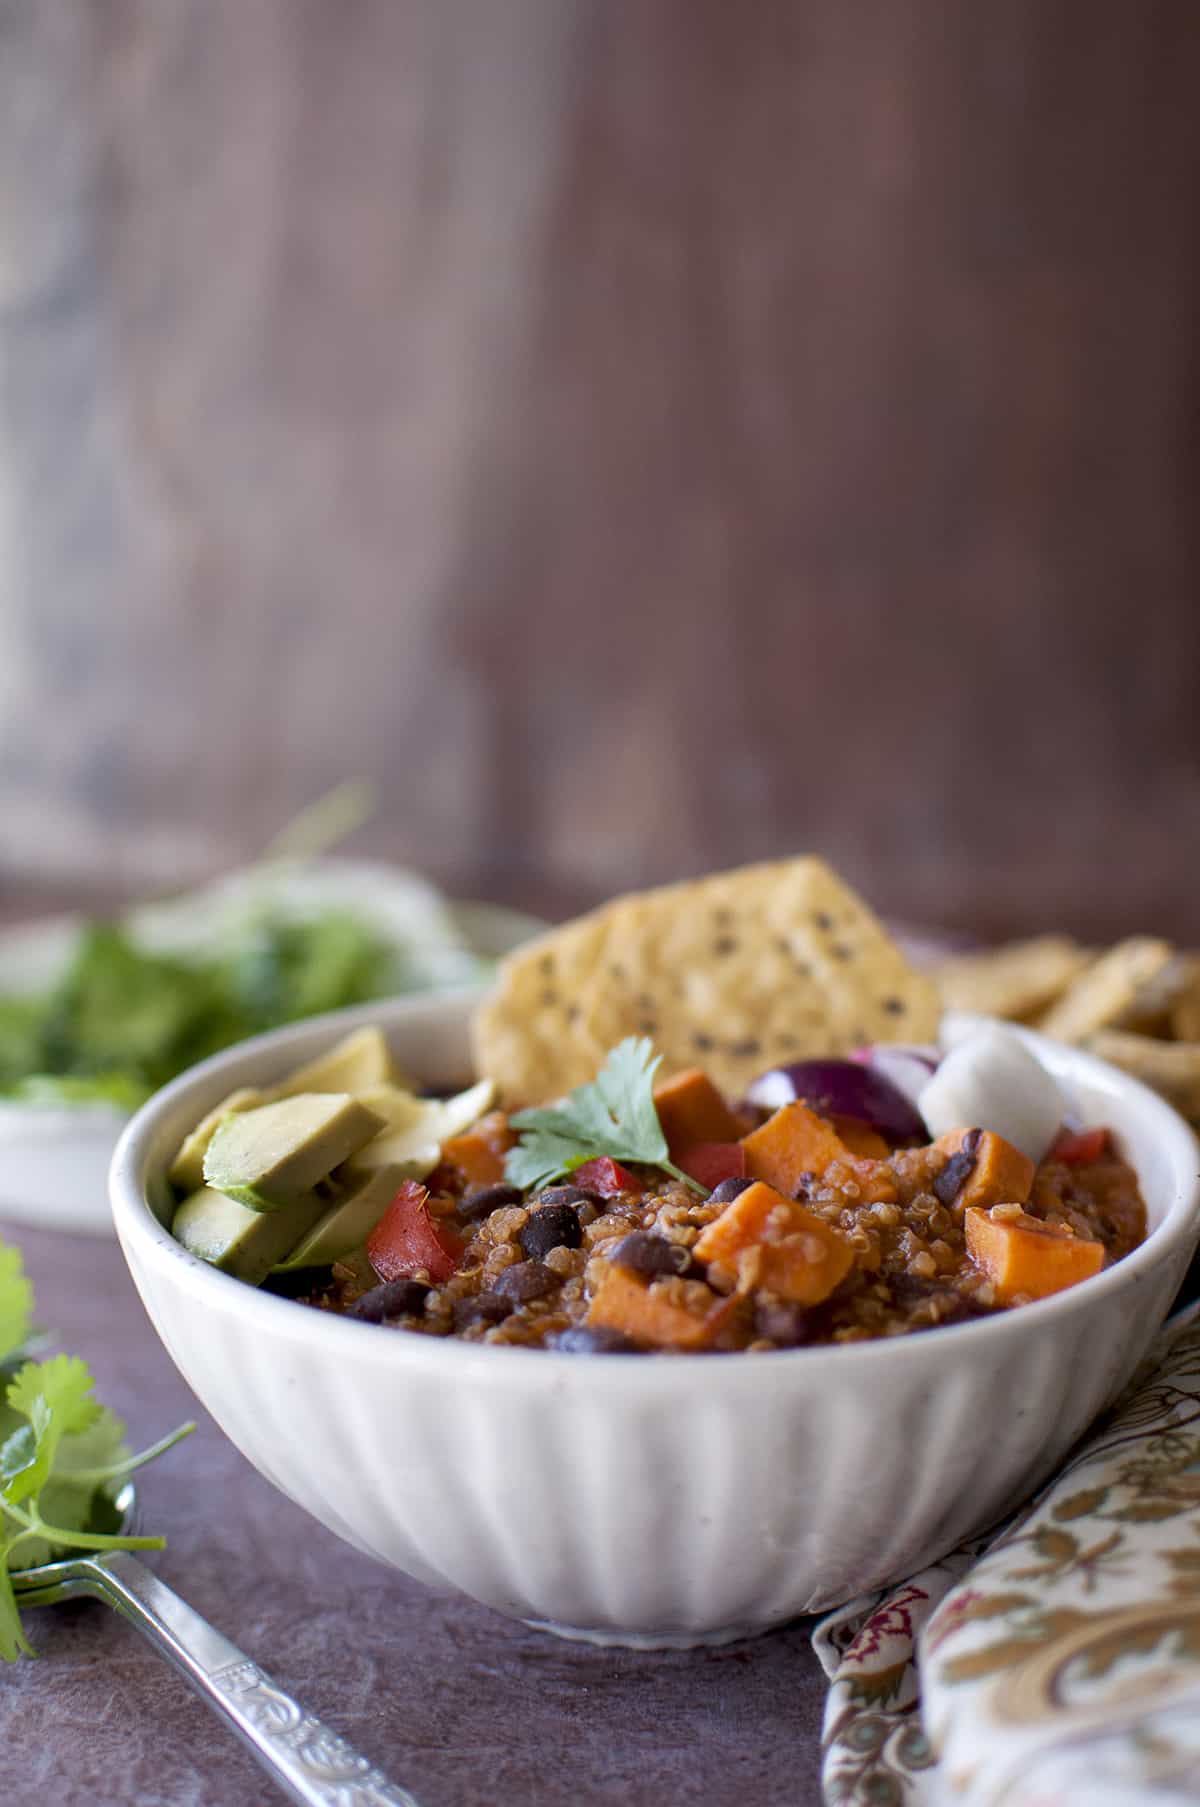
[0, 859, 542, 1234]
[110, 999, 1200, 1647]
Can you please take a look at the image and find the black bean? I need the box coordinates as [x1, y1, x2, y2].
[609, 1231, 694, 1278]
[708, 1176, 753, 1205]
[890, 1272, 993, 1326]
[494, 1260, 559, 1304]
[934, 1139, 980, 1208]
[453, 1292, 511, 1331]
[519, 1202, 583, 1260]
[535, 1184, 603, 1211]
[347, 1278, 430, 1323]
[754, 1301, 813, 1346]
[459, 1182, 524, 1221]
[550, 1326, 646, 1355]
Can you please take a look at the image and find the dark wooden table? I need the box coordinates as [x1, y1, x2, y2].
[2, 1220, 827, 1806]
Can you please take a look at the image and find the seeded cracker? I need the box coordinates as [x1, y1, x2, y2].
[471, 912, 614, 1106]
[474, 858, 940, 1105]
[934, 935, 1092, 1021]
[1034, 938, 1175, 1043]
[1109, 951, 1199, 1032]
[1083, 1029, 1200, 1121]
[581, 861, 940, 1098]
[1168, 959, 1200, 1043]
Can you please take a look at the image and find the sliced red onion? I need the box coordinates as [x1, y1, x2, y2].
[850, 1044, 940, 1110]
[746, 1059, 927, 1142]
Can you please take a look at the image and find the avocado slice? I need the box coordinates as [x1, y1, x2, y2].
[345, 1077, 495, 1176]
[172, 1185, 329, 1285]
[272, 1164, 408, 1272]
[168, 1087, 265, 1194]
[270, 1026, 401, 1099]
[353, 1084, 430, 1134]
[203, 1092, 384, 1211]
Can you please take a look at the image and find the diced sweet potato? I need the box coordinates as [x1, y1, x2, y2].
[935, 1129, 1035, 1213]
[441, 1111, 516, 1189]
[693, 1179, 854, 1305]
[965, 1206, 1105, 1304]
[585, 1263, 735, 1350]
[831, 1117, 889, 1159]
[653, 1068, 746, 1152]
[740, 1101, 850, 1195]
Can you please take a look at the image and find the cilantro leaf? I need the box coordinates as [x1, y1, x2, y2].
[0, 1245, 33, 1364]
[506, 1038, 704, 1193]
[2, 1403, 132, 1572]
[0, 1238, 194, 1660]
[504, 1132, 592, 1192]
[3, 1356, 100, 1508]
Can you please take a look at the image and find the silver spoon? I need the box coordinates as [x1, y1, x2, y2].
[12, 1483, 420, 1807]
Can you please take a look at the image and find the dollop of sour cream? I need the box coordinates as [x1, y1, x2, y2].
[918, 1024, 1065, 1163]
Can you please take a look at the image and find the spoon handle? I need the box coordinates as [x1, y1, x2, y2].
[66, 1551, 421, 1807]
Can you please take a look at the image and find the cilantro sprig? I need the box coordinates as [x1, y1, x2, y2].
[505, 1037, 705, 1194]
[0, 1238, 193, 1661]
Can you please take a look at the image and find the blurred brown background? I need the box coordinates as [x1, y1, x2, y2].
[2, 1, 1199, 941]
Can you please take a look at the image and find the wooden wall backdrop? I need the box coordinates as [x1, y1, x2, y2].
[2, 1, 1199, 939]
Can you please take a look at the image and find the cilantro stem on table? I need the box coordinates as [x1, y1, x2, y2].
[3, 1503, 167, 1554]
[0, 1238, 193, 1661]
[504, 1036, 707, 1194]
[59, 1420, 196, 1486]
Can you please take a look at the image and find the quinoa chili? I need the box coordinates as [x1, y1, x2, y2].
[304, 1104, 1147, 1354]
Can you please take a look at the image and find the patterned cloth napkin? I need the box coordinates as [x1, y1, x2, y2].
[815, 1304, 1200, 1806]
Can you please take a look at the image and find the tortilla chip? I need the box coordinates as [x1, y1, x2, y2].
[934, 936, 1091, 1022]
[475, 858, 939, 1105]
[470, 911, 617, 1107]
[1084, 1029, 1200, 1120]
[1034, 938, 1175, 1044]
[1109, 952, 1199, 1034]
[1169, 959, 1200, 1043]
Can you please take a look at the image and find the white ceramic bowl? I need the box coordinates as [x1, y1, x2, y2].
[110, 999, 1200, 1648]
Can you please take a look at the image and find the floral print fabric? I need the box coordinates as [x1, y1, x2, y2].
[817, 1304, 1200, 1805]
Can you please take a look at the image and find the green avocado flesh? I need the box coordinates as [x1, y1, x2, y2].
[202, 1092, 384, 1211]
[170, 1025, 496, 1288]
[172, 1185, 330, 1285]
[272, 1164, 407, 1271]
[167, 1086, 264, 1194]
[343, 1076, 495, 1175]
[270, 1026, 397, 1098]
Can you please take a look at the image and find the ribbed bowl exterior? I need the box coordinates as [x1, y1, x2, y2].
[112, 997, 1200, 1646]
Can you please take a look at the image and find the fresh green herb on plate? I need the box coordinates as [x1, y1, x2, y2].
[0, 1238, 192, 1660]
[0, 908, 479, 1111]
[505, 1037, 705, 1194]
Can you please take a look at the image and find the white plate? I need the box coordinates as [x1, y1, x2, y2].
[0, 859, 543, 1236]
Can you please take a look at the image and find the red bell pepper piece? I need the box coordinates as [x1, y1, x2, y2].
[1050, 1126, 1111, 1166]
[571, 1156, 643, 1198]
[676, 1141, 747, 1191]
[367, 1180, 464, 1284]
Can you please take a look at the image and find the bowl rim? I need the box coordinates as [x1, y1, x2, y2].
[110, 993, 1200, 1387]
